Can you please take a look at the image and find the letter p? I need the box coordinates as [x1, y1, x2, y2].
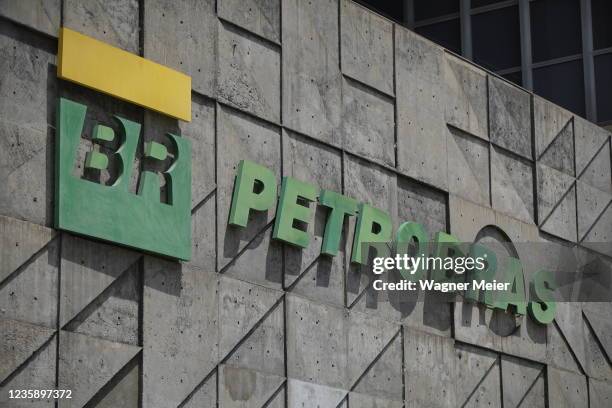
[229, 160, 277, 227]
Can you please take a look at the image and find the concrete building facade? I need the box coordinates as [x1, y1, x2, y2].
[1, 0, 611, 407]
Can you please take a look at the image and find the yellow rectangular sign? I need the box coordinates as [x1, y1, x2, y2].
[58, 27, 191, 121]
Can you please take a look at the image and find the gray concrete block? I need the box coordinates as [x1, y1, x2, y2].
[223, 299, 284, 375]
[219, 364, 285, 408]
[491, 146, 534, 224]
[455, 343, 499, 407]
[547, 318, 583, 374]
[577, 181, 611, 240]
[0, 237, 58, 328]
[0, 215, 55, 284]
[344, 155, 397, 305]
[286, 294, 348, 389]
[184, 97, 216, 208]
[340, 0, 393, 95]
[537, 163, 575, 223]
[589, 378, 612, 408]
[143, 258, 219, 408]
[183, 370, 217, 408]
[282, 0, 342, 146]
[488, 76, 532, 160]
[283, 131, 344, 306]
[534, 95, 573, 159]
[347, 311, 399, 388]
[0, 24, 56, 227]
[63, 0, 139, 53]
[578, 140, 612, 194]
[445, 54, 488, 140]
[218, 0, 280, 43]
[342, 78, 395, 166]
[447, 128, 490, 206]
[538, 120, 574, 177]
[397, 177, 447, 236]
[0, 332, 56, 407]
[282, 130, 342, 271]
[144, 0, 216, 96]
[500, 355, 544, 408]
[217, 105, 281, 271]
[218, 276, 283, 369]
[0, 319, 55, 383]
[582, 205, 612, 257]
[266, 386, 286, 408]
[553, 302, 587, 371]
[547, 367, 588, 408]
[189, 194, 216, 272]
[574, 116, 611, 175]
[63, 262, 140, 345]
[518, 375, 545, 408]
[218, 21, 281, 123]
[583, 316, 612, 381]
[583, 307, 612, 363]
[0, 0, 60, 37]
[540, 181, 577, 242]
[60, 234, 141, 327]
[455, 303, 547, 363]
[222, 227, 283, 289]
[396, 26, 448, 190]
[286, 378, 347, 408]
[350, 320, 402, 400]
[449, 194, 540, 243]
[349, 392, 403, 408]
[58, 330, 140, 408]
[96, 361, 139, 408]
[404, 329, 455, 408]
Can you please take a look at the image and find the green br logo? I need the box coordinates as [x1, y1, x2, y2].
[55, 98, 192, 260]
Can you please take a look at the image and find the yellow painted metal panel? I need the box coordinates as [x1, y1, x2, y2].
[58, 27, 191, 121]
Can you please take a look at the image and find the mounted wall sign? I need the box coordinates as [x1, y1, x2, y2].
[55, 28, 193, 260]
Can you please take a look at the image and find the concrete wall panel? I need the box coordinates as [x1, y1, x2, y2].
[144, 0, 217, 97]
[445, 54, 488, 140]
[143, 259, 219, 408]
[488, 77, 532, 160]
[342, 78, 395, 166]
[396, 27, 448, 190]
[340, 0, 393, 95]
[218, 22, 281, 123]
[0, 0, 59, 37]
[64, 0, 139, 53]
[218, 0, 280, 44]
[282, 0, 342, 146]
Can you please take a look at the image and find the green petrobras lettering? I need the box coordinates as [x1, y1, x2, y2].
[319, 190, 358, 256]
[55, 98, 192, 260]
[351, 203, 392, 265]
[494, 257, 527, 315]
[273, 177, 318, 248]
[396, 222, 428, 281]
[229, 160, 277, 227]
[528, 270, 556, 324]
[465, 243, 497, 307]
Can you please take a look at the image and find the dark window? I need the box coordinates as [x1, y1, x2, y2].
[595, 53, 612, 122]
[472, 0, 507, 9]
[502, 71, 523, 87]
[534, 60, 585, 117]
[530, 0, 582, 63]
[416, 19, 461, 54]
[592, 0, 612, 50]
[473, 6, 521, 71]
[353, 0, 404, 23]
[414, 0, 459, 21]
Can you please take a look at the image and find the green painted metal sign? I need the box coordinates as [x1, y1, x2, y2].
[55, 98, 192, 260]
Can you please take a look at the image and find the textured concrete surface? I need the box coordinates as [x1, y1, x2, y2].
[1, 0, 612, 406]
